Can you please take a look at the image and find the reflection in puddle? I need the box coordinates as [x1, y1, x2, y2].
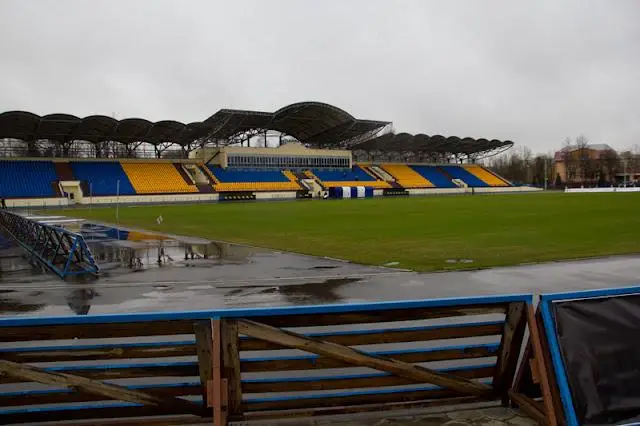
[72, 223, 255, 273]
[0, 221, 379, 317]
[225, 277, 362, 304]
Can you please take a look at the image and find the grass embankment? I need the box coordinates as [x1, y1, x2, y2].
[50, 193, 640, 272]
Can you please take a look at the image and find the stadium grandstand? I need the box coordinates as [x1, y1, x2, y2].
[0, 101, 527, 208]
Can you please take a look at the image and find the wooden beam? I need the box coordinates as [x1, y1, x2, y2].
[0, 363, 198, 384]
[493, 301, 527, 403]
[529, 305, 559, 426]
[509, 391, 547, 425]
[511, 342, 534, 398]
[1, 343, 196, 363]
[242, 365, 495, 393]
[248, 304, 506, 328]
[240, 321, 504, 351]
[0, 359, 201, 416]
[221, 319, 242, 418]
[241, 344, 498, 372]
[237, 319, 492, 396]
[0, 384, 200, 407]
[0, 320, 194, 342]
[194, 321, 213, 410]
[210, 319, 226, 426]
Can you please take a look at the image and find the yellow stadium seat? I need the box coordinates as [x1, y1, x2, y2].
[463, 165, 510, 187]
[381, 164, 433, 188]
[121, 162, 198, 194]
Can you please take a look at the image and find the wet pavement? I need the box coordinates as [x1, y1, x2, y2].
[1, 214, 639, 317]
[2, 214, 635, 424]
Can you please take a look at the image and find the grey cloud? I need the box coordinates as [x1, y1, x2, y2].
[0, 0, 638, 152]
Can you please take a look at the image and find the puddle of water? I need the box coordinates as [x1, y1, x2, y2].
[0, 221, 383, 317]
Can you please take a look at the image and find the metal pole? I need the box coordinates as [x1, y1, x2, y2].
[544, 160, 548, 190]
[116, 179, 120, 223]
[623, 159, 628, 187]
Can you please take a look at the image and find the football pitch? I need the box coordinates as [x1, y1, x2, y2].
[51, 192, 640, 272]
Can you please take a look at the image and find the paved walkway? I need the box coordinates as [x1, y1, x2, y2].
[243, 405, 536, 426]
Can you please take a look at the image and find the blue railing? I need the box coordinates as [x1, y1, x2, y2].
[0, 210, 99, 278]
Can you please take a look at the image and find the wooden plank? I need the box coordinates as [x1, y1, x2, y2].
[0, 384, 201, 407]
[237, 319, 492, 396]
[509, 391, 547, 425]
[1, 343, 196, 363]
[221, 319, 242, 417]
[529, 305, 559, 426]
[0, 320, 194, 342]
[194, 320, 213, 409]
[241, 344, 499, 372]
[0, 360, 202, 415]
[248, 304, 507, 328]
[0, 363, 198, 384]
[242, 365, 495, 393]
[511, 341, 539, 404]
[211, 319, 225, 426]
[0, 405, 200, 425]
[536, 309, 565, 425]
[52, 415, 211, 426]
[245, 388, 462, 412]
[240, 321, 504, 351]
[492, 301, 527, 403]
[243, 395, 484, 419]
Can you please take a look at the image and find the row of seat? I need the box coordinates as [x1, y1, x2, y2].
[381, 165, 433, 188]
[0, 161, 511, 198]
[0, 160, 58, 198]
[121, 162, 197, 194]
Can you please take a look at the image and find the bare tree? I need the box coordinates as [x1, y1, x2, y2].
[575, 135, 592, 184]
[561, 137, 575, 185]
[600, 149, 619, 186]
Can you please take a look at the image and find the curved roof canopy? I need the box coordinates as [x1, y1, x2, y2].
[350, 132, 513, 156]
[0, 103, 513, 156]
[0, 102, 389, 147]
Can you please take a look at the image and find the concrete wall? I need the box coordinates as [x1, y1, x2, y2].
[4, 197, 70, 209]
[565, 187, 640, 193]
[3, 186, 545, 210]
[408, 187, 466, 196]
[81, 193, 220, 205]
[254, 191, 298, 201]
[407, 186, 541, 196]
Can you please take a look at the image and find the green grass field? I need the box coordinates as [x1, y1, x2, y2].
[51, 192, 640, 272]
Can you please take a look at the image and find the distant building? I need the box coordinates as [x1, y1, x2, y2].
[553, 143, 619, 186]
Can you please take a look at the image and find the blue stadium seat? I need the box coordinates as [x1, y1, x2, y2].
[312, 166, 375, 182]
[70, 162, 136, 196]
[440, 165, 490, 187]
[208, 167, 289, 183]
[0, 160, 58, 198]
[410, 166, 457, 188]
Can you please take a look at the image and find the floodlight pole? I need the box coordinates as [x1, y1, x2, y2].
[544, 160, 548, 190]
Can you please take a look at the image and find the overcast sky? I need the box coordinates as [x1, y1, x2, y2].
[1, 0, 638, 152]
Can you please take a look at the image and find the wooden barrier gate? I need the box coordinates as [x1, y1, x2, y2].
[0, 293, 531, 425]
[509, 285, 640, 426]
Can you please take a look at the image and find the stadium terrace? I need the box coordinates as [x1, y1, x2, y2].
[0, 101, 526, 208]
